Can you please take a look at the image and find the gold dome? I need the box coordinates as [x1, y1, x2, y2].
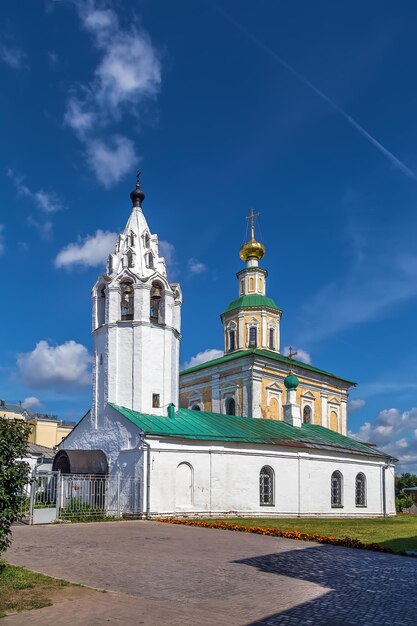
[239, 237, 265, 262]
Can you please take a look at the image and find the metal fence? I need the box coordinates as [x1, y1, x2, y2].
[21, 470, 142, 524]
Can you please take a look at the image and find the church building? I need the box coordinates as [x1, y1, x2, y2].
[180, 209, 351, 434]
[57, 178, 396, 518]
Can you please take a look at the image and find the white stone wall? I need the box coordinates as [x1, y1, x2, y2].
[147, 438, 396, 517]
[60, 408, 395, 518]
[59, 406, 144, 481]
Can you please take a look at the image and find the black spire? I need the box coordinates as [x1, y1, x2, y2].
[130, 170, 145, 207]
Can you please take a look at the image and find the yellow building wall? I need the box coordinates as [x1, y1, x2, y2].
[28, 420, 73, 448]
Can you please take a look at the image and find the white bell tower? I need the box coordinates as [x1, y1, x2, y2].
[91, 174, 182, 422]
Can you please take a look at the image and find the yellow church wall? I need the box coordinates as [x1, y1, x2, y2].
[180, 376, 212, 389]
[179, 393, 188, 408]
[202, 386, 212, 412]
[261, 378, 283, 420]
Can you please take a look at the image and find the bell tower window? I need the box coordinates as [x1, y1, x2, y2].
[120, 281, 134, 320]
[269, 327, 275, 350]
[147, 252, 154, 269]
[98, 285, 106, 326]
[126, 250, 134, 268]
[144, 232, 150, 248]
[150, 282, 163, 323]
[229, 329, 236, 351]
[249, 326, 257, 347]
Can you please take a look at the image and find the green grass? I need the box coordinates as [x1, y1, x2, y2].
[201, 516, 417, 554]
[0, 561, 70, 617]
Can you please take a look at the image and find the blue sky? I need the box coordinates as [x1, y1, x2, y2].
[1, 0, 417, 470]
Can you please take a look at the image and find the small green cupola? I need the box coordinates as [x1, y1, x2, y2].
[284, 372, 299, 390]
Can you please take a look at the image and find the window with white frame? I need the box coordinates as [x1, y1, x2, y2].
[269, 327, 275, 350]
[355, 473, 367, 507]
[331, 471, 343, 507]
[260, 466, 274, 506]
[303, 405, 312, 424]
[225, 397, 236, 415]
[249, 326, 257, 347]
[229, 329, 236, 351]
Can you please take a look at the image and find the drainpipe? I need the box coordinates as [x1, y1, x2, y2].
[382, 464, 387, 518]
[142, 439, 151, 519]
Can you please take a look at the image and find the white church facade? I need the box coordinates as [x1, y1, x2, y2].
[57, 178, 396, 517]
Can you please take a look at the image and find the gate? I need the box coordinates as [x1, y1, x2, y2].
[22, 470, 141, 523]
[29, 470, 60, 524]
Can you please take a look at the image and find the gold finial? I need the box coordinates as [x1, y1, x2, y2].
[239, 208, 265, 263]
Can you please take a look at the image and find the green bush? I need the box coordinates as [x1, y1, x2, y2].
[0, 418, 31, 554]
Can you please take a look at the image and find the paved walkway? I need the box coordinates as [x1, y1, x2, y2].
[4, 521, 417, 625]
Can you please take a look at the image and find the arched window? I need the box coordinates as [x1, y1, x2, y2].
[249, 277, 254, 292]
[331, 471, 343, 508]
[240, 279, 245, 294]
[330, 410, 338, 431]
[97, 285, 106, 326]
[144, 233, 150, 249]
[147, 252, 154, 269]
[225, 397, 236, 415]
[355, 473, 367, 507]
[229, 329, 236, 351]
[126, 250, 134, 268]
[260, 466, 274, 506]
[150, 282, 163, 323]
[303, 405, 312, 424]
[130, 232, 135, 247]
[269, 327, 275, 350]
[120, 281, 134, 320]
[249, 326, 257, 347]
[191, 404, 201, 411]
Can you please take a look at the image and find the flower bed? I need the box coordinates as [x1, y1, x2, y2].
[157, 518, 390, 553]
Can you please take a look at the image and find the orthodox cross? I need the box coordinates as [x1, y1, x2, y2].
[246, 208, 260, 239]
[287, 346, 298, 372]
[136, 169, 141, 187]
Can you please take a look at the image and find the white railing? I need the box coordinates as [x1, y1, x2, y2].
[21, 471, 142, 523]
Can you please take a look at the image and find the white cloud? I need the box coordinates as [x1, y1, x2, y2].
[182, 349, 224, 370]
[7, 169, 63, 239]
[27, 216, 53, 240]
[159, 240, 178, 277]
[22, 396, 43, 410]
[0, 39, 27, 70]
[85, 135, 137, 188]
[350, 407, 417, 472]
[55, 229, 117, 269]
[188, 258, 207, 276]
[63, 1, 161, 187]
[297, 190, 417, 345]
[17, 340, 91, 390]
[349, 398, 366, 412]
[7, 169, 63, 214]
[0, 224, 4, 255]
[283, 346, 311, 365]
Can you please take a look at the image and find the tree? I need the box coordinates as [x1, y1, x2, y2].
[0, 418, 31, 554]
[395, 472, 417, 512]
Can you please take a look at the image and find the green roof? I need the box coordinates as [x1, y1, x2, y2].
[222, 294, 282, 315]
[109, 403, 390, 459]
[180, 348, 356, 385]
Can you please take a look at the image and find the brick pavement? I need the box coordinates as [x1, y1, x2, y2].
[4, 520, 417, 625]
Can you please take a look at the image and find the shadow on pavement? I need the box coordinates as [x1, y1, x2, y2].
[235, 544, 417, 626]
